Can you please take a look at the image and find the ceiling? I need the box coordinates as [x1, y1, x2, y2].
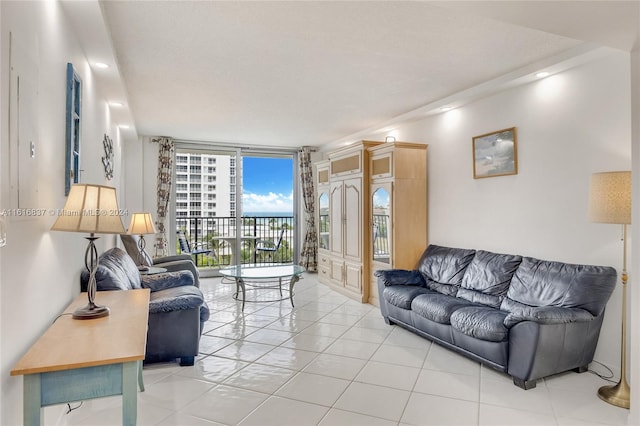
[88, 1, 639, 148]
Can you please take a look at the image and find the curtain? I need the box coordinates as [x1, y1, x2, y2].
[154, 137, 175, 257]
[299, 146, 318, 271]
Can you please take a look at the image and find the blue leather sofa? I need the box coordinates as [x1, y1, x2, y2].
[376, 244, 616, 389]
[81, 247, 210, 366]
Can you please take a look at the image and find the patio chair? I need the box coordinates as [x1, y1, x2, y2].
[177, 230, 218, 266]
[255, 228, 286, 263]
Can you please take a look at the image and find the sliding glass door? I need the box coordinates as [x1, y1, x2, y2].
[172, 145, 296, 270]
[241, 155, 294, 264]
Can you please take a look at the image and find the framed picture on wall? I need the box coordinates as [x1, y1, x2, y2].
[65, 63, 82, 195]
[472, 127, 517, 179]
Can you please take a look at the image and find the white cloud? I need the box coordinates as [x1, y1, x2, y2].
[242, 191, 293, 213]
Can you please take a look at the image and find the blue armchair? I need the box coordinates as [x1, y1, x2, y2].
[81, 247, 210, 366]
[120, 234, 201, 287]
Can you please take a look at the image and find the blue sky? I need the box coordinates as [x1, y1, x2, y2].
[242, 157, 293, 213]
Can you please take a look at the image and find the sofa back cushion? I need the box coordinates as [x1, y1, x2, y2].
[418, 245, 476, 296]
[82, 247, 142, 291]
[457, 250, 522, 308]
[502, 256, 616, 316]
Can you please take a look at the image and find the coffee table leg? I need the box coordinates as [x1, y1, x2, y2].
[237, 277, 246, 311]
[138, 360, 145, 392]
[289, 275, 300, 308]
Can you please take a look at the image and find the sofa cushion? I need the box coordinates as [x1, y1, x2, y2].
[84, 247, 142, 291]
[450, 307, 509, 342]
[457, 250, 522, 308]
[503, 257, 617, 316]
[417, 245, 476, 296]
[141, 271, 195, 291]
[424, 279, 458, 296]
[383, 285, 433, 310]
[411, 293, 477, 324]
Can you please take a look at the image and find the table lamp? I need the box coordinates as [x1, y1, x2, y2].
[588, 171, 631, 408]
[127, 212, 157, 269]
[51, 184, 125, 319]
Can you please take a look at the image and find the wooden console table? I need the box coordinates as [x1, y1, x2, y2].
[11, 289, 150, 426]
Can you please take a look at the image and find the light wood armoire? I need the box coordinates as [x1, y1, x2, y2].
[315, 141, 382, 302]
[367, 142, 428, 306]
[315, 141, 428, 304]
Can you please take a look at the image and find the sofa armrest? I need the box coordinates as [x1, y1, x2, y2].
[153, 254, 193, 264]
[152, 259, 200, 287]
[148, 286, 204, 314]
[374, 269, 425, 287]
[141, 271, 194, 292]
[504, 306, 594, 328]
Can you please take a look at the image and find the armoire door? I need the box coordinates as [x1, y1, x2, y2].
[329, 181, 343, 257]
[343, 177, 362, 260]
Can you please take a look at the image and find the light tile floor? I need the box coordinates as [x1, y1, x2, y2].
[47, 273, 629, 426]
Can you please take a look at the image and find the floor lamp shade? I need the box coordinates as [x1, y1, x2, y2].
[588, 171, 631, 225]
[51, 184, 126, 319]
[588, 171, 631, 408]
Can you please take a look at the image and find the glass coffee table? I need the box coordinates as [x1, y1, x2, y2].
[218, 264, 305, 311]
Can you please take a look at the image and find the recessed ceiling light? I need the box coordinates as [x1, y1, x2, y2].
[119, 124, 130, 129]
[536, 71, 550, 78]
[440, 106, 453, 112]
[94, 62, 109, 69]
[110, 101, 124, 107]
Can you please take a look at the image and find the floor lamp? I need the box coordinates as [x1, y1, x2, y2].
[588, 171, 632, 408]
[51, 184, 126, 319]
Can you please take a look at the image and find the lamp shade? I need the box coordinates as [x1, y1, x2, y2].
[51, 184, 126, 234]
[588, 171, 631, 225]
[127, 212, 157, 235]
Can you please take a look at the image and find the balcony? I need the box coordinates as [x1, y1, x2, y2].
[176, 216, 294, 268]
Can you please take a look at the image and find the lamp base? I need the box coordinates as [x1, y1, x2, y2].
[72, 303, 110, 320]
[598, 381, 630, 409]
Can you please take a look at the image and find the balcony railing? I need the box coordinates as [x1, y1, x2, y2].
[372, 214, 390, 261]
[176, 216, 294, 267]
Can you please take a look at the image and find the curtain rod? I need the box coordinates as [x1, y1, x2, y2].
[151, 136, 304, 153]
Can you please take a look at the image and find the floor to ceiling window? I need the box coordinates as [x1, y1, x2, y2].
[172, 145, 297, 270]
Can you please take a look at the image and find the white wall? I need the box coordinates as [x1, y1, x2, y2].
[124, 136, 160, 251]
[357, 51, 632, 372]
[629, 41, 640, 423]
[0, 3, 4, 421]
[0, 2, 128, 424]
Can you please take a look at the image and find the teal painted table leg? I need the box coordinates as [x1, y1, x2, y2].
[23, 374, 43, 426]
[122, 361, 138, 426]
